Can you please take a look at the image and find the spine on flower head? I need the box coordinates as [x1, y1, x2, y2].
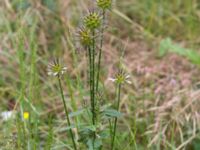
[97, 0, 112, 10]
[84, 11, 101, 30]
[78, 28, 92, 47]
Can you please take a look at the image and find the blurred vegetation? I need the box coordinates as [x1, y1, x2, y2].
[1, 0, 200, 150]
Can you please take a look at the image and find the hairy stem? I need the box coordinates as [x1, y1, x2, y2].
[57, 75, 77, 150]
[111, 83, 121, 150]
[88, 46, 94, 124]
[92, 30, 96, 125]
[92, 29, 96, 149]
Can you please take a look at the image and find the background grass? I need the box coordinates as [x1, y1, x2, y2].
[1, 0, 200, 149]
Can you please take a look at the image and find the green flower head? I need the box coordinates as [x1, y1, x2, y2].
[84, 12, 101, 30]
[108, 71, 131, 84]
[47, 60, 67, 77]
[79, 28, 92, 46]
[97, 0, 112, 10]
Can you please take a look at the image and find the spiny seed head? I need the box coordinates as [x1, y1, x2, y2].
[97, 0, 112, 10]
[79, 28, 92, 46]
[84, 12, 101, 30]
[47, 60, 67, 77]
[108, 70, 131, 84]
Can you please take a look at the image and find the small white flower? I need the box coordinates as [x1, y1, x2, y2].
[1, 111, 14, 121]
[47, 61, 67, 77]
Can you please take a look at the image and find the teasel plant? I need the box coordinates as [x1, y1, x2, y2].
[109, 70, 131, 150]
[47, 0, 130, 149]
[78, 0, 113, 148]
[47, 59, 77, 150]
[78, 0, 118, 149]
[79, 11, 101, 149]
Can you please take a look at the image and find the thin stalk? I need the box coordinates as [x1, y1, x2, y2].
[57, 75, 77, 150]
[17, 30, 27, 148]
[111, 83, 121, 150]
[92, 30, 96, 149]
[65, 74, 80, 132]
[96, 10, 106, 92]
[88, 46, 94, 124]
[88, 45, 96, 149]
[17, 31, 25, 123]
[16, 115, 26, 148]
[18, 0, 25, 120]
[92, 30, 96, 125]
[109, 119, 113, 141]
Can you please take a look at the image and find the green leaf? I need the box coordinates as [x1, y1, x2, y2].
[190, 139, 200, 150]
[99, 130, 110, 139]
[56, 125, 75, 133]
[103, 109, 123, 118]
[87, 139, 94, 150]
[42, 0, 58, 11]
[86, 125, 96, 132]
[78, 125, 96, 141]
[94, 138, 102, 149]
[159, 38, 200, 66]
[86, 138, 102, 150]
[13, 0, 31, 11]
[69, 109, 85, 118]
[159, 38, 172, 57]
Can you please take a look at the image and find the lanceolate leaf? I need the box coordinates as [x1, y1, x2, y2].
[102, 108, 123, 118]
[69, 109, 85, 118]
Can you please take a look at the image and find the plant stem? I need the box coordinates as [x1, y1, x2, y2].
[92, 30, 96, 125]
[92, 29, 96, 149]
[109, 118, 113, 140]
[111, 83, 121, 150]
[57, 75, 77, 150]
[65, 74, 80, 131]
[88, 46, 94, 125]
[96, 10, 106, 92]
